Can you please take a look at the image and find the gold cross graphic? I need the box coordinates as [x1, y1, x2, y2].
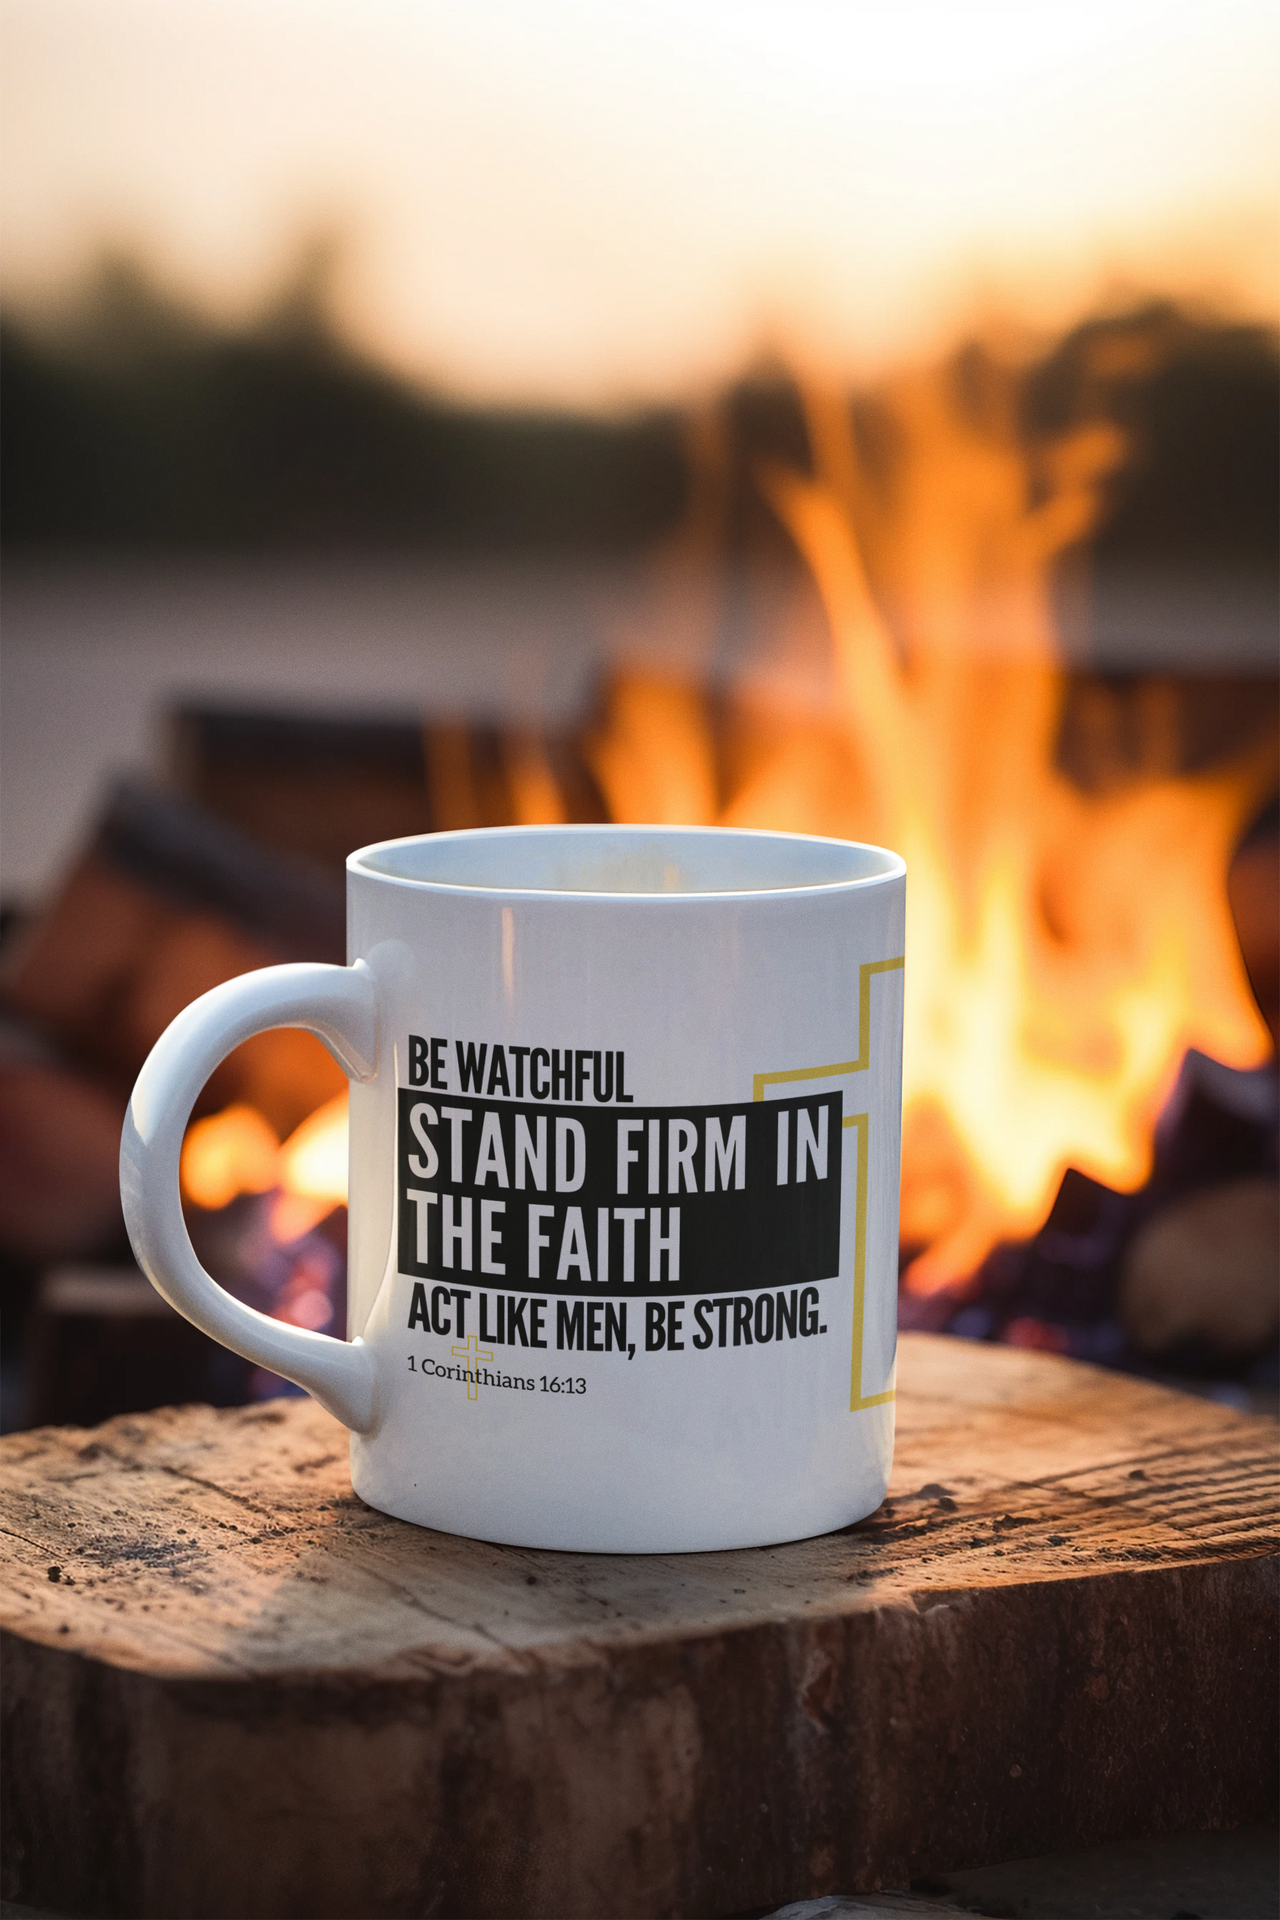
[451, 1332, 495, 1402]
[754, 956, 904, 1413]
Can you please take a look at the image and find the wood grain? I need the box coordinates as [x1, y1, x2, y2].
[2, 1333, 1276, 1919]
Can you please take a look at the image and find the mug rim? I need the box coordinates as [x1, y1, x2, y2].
[347, 822, 906, 901]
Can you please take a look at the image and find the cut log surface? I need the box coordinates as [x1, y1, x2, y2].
[1, 1334, 1276, 1920]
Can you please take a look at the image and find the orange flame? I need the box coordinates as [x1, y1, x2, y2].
[180, 1103, 279, 1211]
[180, 346, 1273, 1297]
[181, 1091, 349, 1243]
[271, 1091, 350, 1242]
[584, 355, 1275, 1291]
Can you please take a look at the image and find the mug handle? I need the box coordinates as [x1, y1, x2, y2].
[120, 960, 379, 1433]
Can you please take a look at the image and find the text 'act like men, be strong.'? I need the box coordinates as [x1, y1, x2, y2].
[397, 1036, 842, 1299]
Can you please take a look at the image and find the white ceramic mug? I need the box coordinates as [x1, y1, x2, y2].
[121, 825, 905, 1552]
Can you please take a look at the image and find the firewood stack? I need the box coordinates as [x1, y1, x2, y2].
[0, 778, 347, 1269]
[0, 707, 609, 1425]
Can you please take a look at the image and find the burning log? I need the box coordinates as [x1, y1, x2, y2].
[1228, 799, 1280, 1048]
[900, 1045, 1278, 1389]
[171, 704, 606, 855]
[1120, 1177, 1279, 1361]
[0, 1055, 130, 1267]
[170, 707, 434, 870]
[0, 779, 346, 1103]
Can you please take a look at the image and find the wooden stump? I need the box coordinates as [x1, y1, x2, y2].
[2, 1334, 1276, 1920]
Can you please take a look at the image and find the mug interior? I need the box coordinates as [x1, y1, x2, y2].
[352, 825, 902, 896]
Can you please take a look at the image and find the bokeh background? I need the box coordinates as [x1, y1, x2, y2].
[2, 0, 1276, 1429]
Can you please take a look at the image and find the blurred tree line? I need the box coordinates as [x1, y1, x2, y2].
[0, 252, 689, 552]
[1, 248, 1276, 579]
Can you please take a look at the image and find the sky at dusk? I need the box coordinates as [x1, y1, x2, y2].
[2, 0, 1277, 406]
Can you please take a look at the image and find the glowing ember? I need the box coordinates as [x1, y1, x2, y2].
[272, 1091, 350, 1242]
[585, 354, 1275, 1290]
[180, 1103, 279, 1212]
[181, 1090, 349, 1244]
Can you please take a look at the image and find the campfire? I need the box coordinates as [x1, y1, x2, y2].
[575, 347, 1275, 1300]
[183, 1093, 349, 1249]
[177, 1094, 350, 1396]
[184, 314, 1277, 1336]
[4, 308, 1276, 1420]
